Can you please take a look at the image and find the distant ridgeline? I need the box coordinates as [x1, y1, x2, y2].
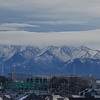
[0, 45, 100, 77]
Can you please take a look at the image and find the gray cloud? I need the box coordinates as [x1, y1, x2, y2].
[0, 0, 100, 32]
[0, 0, 100, 50]
[0, 0, 100, 19]
[0, 23, 38, 31]
[0, 30, 100, 50]
[32, 20, 88, 25]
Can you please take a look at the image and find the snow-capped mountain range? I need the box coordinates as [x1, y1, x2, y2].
[0, 45, 100, 77]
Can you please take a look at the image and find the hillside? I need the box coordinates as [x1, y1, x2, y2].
[0, 45, 100, 77]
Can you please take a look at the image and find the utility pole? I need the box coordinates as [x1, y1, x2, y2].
[59, 67, 63, 76]
[1, 59, 5, 76]
[73, 65, 76, 75]
[12, 64, 16, 80]
[68, 75, 70, 95]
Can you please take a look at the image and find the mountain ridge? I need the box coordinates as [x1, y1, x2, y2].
[0, 45, 100, 77]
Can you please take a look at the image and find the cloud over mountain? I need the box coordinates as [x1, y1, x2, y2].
[0, 0, 100, 51]
[0, 29, 100, 50]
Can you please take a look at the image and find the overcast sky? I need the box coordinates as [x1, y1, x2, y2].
[0, 0, 100, 49]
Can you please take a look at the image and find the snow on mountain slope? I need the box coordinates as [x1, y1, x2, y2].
[35, 50, 54, 63]
[0, 45, 100, 76]
[0, 45, 99, 62]
[0, 45, 16, 60]
[21, 46, 41, 60]
[35, 46, 71, 62]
